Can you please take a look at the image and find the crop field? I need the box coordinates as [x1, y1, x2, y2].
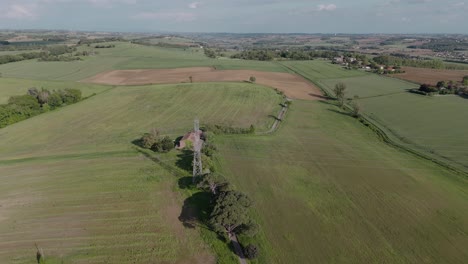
[393, 67, 468, 85]
[318, 75, 468, 172]
[83, 67, 322, 100]
[217, 100, 468, 263]
[0, 82, 282, 263]
[0, 78, 110, 104]
[0, 42, 286, 81]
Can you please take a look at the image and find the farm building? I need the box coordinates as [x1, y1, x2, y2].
[177, 129, 204, 150]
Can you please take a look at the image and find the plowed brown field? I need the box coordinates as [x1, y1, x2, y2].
[394, 67, 468, 85]
[83, 67, 324, 100]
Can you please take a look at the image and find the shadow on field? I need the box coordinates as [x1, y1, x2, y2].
[268, 114, 282, 121]
[318, 99, 337, 106]
[328, 108, 352, 117]
[309, 93, 331, 100]
[175, 149, 193, 172]
[179, 191, 213, 229]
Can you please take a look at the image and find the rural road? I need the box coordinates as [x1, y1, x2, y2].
[259, 98, 291, 135]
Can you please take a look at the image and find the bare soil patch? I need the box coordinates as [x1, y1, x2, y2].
[83, 67, 323, 100]
[393, 67, 468, 85]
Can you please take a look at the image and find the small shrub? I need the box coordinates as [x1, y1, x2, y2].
[243, 244, 259, 260]
[249, 76, 256, 83]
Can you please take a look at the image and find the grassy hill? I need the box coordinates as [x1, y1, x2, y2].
[0, 82, 282, 263]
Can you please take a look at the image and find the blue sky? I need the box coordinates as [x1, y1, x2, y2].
[0, 0, 467, 33]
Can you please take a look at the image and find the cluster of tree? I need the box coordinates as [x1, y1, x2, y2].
[333, 83, 361, 117]
[408, 39, 468, 52]
[201, 124, 255, 135]
[139, 129, 174, 152]
[94, 44, 115, 49]
[416, 77, 468, 96]
[231, 50, 275, 61]
[0, 88, 82, 128]
[204, 48, 217, 58]
[78, 37, 124, 45]
[0, 52, 44, 65]
[231, 48, 344, 61]
[0, 45, 80, 64]
[373, 55, 445, 69]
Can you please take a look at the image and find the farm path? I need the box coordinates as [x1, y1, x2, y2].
[230, 233, 248, 264]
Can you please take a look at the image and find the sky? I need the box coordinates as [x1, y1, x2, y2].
[0, 0, 467, 34]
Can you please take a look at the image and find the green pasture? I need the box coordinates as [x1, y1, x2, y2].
[0, 42, 286, 81]
[279, 60, 367, 81]
[319, 75, 468, 171]
[217, 100, 468, 263]
[0, 81, 282, 263]
[0, 78, 110, 104]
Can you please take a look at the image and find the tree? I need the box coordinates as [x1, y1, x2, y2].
[47, 92, 63, 109]
[189, 76, 193, 83]
[243, 244, 259, 259]
[249, 76, 256, 83]
[463, 76, 468, 86]
[141, 133, 158, 149]
[197, 173, 229, 195]
[350, 100, 361, 118]
[160, 136, 174, 152]
[37, 89, 50, 106]
[209, 191, 254, 237]
[436, 81, 447, 88]
[27, 87, 39, 97]
[333, 82, 346, 106]
[61, 88, 82, 104]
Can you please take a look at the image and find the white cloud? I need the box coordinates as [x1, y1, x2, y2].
[317, 4, 336, 11]
[132, 12, 196, 22]
[1, 4, 38, 19]
[188, 1, 202, 9]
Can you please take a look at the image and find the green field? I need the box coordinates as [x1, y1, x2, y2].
[217, 100, 468, 263]
[279, 60, 367, 82]
[0, 81, 282, 263]
[1, 45, 467, 264]
[318, 75, 468, 172]
[0, 42, 286, 81]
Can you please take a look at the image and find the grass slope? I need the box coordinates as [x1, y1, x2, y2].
[217, 100, 468, 264]
[0, 82, 282, 263]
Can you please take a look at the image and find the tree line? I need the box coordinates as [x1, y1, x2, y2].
[0, 45, 80, 65]
[415, 76, 468, 96]
[230, 48, 343, 61]
[0, 87, 82, 128]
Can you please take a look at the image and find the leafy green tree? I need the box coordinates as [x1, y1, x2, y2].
[197, 173, 229, 195]
[141, 133, 158, 149]
[436, 81, 447, 88]
[209, 191, 254, 237]
[160, 136, 174, 152]
[48, 92, 63, 109]
[37, 89, 50, 106]
[350, 100, 361, 118]
[8, 95, 41, 112]
[333, 82, 346, 106]
[243, 244, 259, 260]
[463, 76, 468, 86]
[61, 89, 82, 104]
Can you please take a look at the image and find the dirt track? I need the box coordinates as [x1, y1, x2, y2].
[394, 67, 468, 85]
[83, 67, 324, 100]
